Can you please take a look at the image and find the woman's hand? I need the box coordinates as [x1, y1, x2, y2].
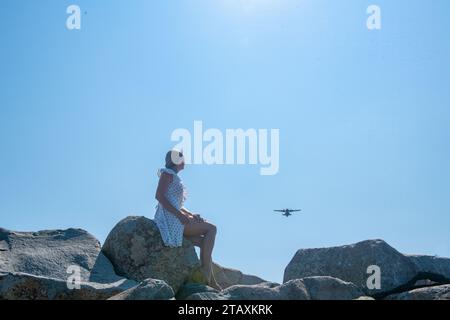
[179, 208, 206, 223]
[185, 213, 205, 224]
[192, 214, 205, 222]
[176, 212, 191, 225]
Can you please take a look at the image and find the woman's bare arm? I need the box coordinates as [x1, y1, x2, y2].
[155, 172, 190, 225]
[181, 207, 194, 216]
[181, 207, 205, 222]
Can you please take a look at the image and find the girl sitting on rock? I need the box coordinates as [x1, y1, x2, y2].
[154, 150, 222, 290]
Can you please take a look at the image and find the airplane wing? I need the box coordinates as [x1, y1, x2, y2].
[274, 210, 285, 212]
[289, 209, 302, 212]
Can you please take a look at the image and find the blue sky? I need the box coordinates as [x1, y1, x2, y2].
[1, 0, 449, 283]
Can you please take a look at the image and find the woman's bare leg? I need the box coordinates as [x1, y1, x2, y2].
[185, 235, 204, 247]
[185, 234, 216, 285]
[185, 235, 206, 267]
[183, 222, 221, 290]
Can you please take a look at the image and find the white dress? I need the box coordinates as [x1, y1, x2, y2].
[154, 167, 187, 247]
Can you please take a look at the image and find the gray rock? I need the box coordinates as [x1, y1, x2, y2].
[413, 279, 439, 287]
[176, 283, 218, 300]
[0, 227, 128, 284]
[277, 277, 361, 300]
[284, 239, 417, 296]
[0, 227, 136, 300]
[407, 255, 450, 282]
[101, 216, 201, 293]
[108, 278, 174, 300]
[385, 284, 450, 300]
[278, 279, 310, 300]
[222, 283, 281, 300]
[182, 277, 363, 301]
[298, 276, 363, 300]
[354, 296, 375, 300]
[256, 281, 282, 288]
[213, 263, 265, 289]
[0, 272, 132, 300]
[186, 291, 231, 300]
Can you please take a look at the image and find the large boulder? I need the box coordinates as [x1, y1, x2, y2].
[0, 272, 132, 300]
[284, 239, 418, 296]
[183, 282, 281, 300]
[407, 255, 450, 282]
[213, 263, 266, 289]
[101, 216, 266, 294]
[101, 216, 200, 293]
[0, 228, 113, 282]
[277, 279, 310, 300]
[212, 277, 361, 300]
[385, 284, 450, 300]
[223, 282, 282, 300]
[0, 227, 137, 300]
[295, 276, 363, 300]
[108, 278, 174, 300]
[176, 283, 219, 300]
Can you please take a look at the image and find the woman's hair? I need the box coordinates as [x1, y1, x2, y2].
[165, 150, 184, 169]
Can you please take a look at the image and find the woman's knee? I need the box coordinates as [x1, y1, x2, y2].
[184, 221, 216, 236]
[207, 223, 217, 234]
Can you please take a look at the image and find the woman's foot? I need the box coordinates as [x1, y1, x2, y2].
[200, 267, 223, 291]
[209, 270, 223, 291]
[209, 280, 223, 291]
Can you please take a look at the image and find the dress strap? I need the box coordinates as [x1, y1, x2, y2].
[157, 167, 177, 177]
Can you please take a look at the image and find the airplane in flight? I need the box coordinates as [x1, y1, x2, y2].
[274, 209, 302, 217]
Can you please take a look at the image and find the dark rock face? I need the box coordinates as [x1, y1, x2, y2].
[406, 255, 450, 282]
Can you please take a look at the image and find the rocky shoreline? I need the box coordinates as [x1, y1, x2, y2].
[1, 216, 449, 300]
